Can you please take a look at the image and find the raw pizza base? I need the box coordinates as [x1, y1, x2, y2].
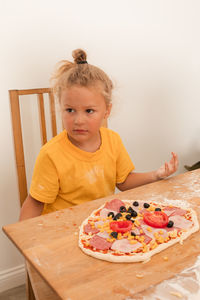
[78, 199, 199, 263]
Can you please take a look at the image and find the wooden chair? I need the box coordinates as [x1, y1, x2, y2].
[9, 88, 58, 300]
[9, 88, 58, 208]
[9, 87, 108, 299]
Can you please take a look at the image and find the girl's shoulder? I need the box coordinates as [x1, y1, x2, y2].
[39, 130, 67, 154]
[100, 127, 123, 149]
[100, 127, 121, 140]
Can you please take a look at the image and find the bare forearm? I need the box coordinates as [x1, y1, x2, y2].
[19, 194, 44, 221]
[117, 171, 158, 191]
[117, 152, 179, 191]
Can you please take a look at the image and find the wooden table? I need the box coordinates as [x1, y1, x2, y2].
[3, 170, 200, 300]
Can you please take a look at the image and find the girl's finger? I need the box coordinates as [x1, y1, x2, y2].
[165, 162, 170, 176]
[172, 153, 178, 170]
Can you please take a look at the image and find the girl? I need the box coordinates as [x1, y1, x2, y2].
[19, 49, 178, 220]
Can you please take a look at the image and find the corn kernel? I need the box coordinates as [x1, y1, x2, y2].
[151, 242, 158, 250]
[136, 274, 144, 278]
[147, 227, 152, 232]
[134, 220, 140, 227]
[163, 256, 168, 261]
[169, 230, 177, 238]
[130, 240, 138, 244]
[123, 232, 129, 237]
[154, 232, 159, 238]
[142, 246, 148, 253]
[170, 291, 182, 298]
[139, 236, 145, 242]
[157, 237, 165, 243]
[148, 206, 155, 211]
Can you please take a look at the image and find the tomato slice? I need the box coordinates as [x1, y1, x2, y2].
[143, 211, 169, 228]
[110, 220, 132, 233]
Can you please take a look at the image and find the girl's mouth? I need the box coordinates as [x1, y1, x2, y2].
[74, 129, 88, 133]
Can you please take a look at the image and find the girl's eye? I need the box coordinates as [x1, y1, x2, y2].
[86, 109, 94, 114]
[66, 108, 75, 113]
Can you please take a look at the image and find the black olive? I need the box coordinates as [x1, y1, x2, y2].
[125, 214, 132, 220]
[113, 213, 122, 220]
[108, 212, 115, 218]
[167, 220, 174, 228]
[131, 210, 138, 218]
[130, 219, 135, 223]
[119, 206, 126, 213]
[111, 232, 118, 239]
[144, 203, 150, 208]
[155, 208, 161, 211]
[131, 232, 136, 236]
[133, 201, 139, 206]
[127, 207, 134, 214]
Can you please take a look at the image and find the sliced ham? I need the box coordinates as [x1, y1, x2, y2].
[140, 208, 148, 214]
[165, 226, 180, 232]
[94, 220, 104, 229]
[99, 208, 117, 218]
[164, 209, 176, 217]
[89, 235, 112, 250]
[84, 224, 100, 234]
[163, 207, 187, 217]
[97, 231, 110, 239]
[169, 215, 192, 230]
[143, 235, 152, 244]
[141, 224, 168, 239]
[111, 238, 142, 253]
[105, 198, 125, 212]
[169, 208, 187, 217]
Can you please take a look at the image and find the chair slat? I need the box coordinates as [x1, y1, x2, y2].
[18, 88, 50, 95]
[37, 93, 47, 145]
[48, 91, 57, 137]
[9, 90, 28, 206]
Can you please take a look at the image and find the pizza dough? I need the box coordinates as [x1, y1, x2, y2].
[79, 199, 199, 262]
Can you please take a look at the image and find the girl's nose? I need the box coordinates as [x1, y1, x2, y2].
[74, 113, 84, 124]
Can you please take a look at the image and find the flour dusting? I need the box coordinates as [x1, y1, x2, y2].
[84, 166, 104, 184]
[128, 255, 200, 300]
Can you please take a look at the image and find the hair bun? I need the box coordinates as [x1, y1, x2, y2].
[72, 49, 87, 64]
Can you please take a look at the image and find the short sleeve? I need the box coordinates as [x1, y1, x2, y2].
[115, 135, 135, 184]
[29, 149, 59, 203]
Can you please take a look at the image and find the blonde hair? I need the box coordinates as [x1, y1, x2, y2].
[51, 49, 113, 105]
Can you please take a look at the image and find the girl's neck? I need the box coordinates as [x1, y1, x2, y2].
[67, 131, 102, 153]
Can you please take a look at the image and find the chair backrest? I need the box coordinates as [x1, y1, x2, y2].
[9, 88, 108, 208]
[9, 88, 58, 207]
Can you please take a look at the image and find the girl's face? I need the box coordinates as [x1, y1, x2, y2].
[60, 85, 111, 152]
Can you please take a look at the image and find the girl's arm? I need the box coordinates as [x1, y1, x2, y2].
[117, 152, 178, 191]
[19, 194, 44, 221]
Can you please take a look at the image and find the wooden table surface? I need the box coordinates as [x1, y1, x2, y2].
[3, 170, 200, 300]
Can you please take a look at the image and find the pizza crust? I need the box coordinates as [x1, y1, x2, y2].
[78, 200, 199, 263]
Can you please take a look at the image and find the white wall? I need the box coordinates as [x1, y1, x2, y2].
[0, 0, 200, 291]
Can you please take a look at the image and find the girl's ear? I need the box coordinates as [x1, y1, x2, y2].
[104, 103, 112, 119]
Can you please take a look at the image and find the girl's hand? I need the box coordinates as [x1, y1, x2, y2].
[156, 152, 179, 180]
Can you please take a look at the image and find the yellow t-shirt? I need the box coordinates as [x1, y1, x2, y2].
[30, 127, 134, 214]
